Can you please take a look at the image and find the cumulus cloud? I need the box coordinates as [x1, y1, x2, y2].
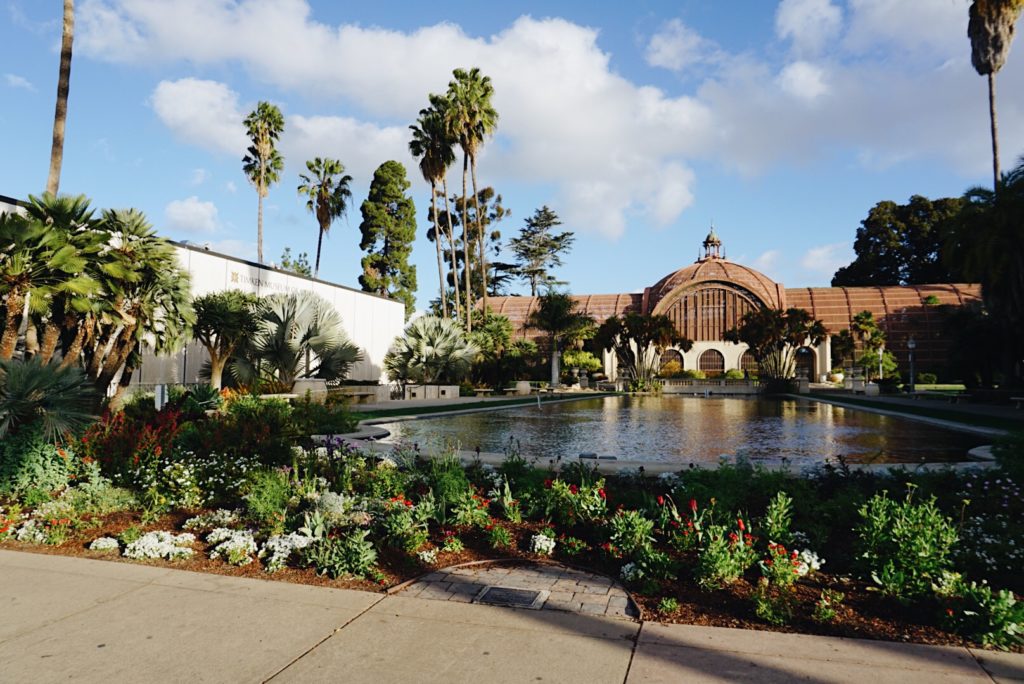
[150, 78, 248, 155]
[4, 73, 35, 91]
[775, 0, 843, 56]
[164, 196, 219, 233]
[645, 19, 721, 72]
[753, 250, 780, 273]
[190, 168, 209, 186]
[801, 242, 852, 275]
[777, 61, 829, 101]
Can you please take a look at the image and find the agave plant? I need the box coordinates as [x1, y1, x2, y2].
[0, 357, 95, 440]
[229, 291, 361, 390]
[384, 316, 478, 385]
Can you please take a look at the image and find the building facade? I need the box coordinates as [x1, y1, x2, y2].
[487, 230, 981, 381]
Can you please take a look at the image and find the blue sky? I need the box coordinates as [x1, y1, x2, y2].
[2, 0, 1023, 310]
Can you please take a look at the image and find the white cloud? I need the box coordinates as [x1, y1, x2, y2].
[775, 0, 843, 56]
[149, 78, 247, 155]
[753, 250, 780, 272]
[4, 73, 35, 91]
[843, 0, 967, 59]
[164, 196, 219, 234]
[801, 242, 852, 275]
[645, 19, 720, 72]
[777, 61, 829, 101]
[204, 238, 257, 261]
[190, 168, 209, 186]
[225, 181, 237, 193]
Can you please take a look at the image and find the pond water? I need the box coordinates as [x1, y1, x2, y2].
[374, 395, 982, 465]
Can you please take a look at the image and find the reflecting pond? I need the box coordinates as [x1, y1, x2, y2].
[374, 395, 982, 465]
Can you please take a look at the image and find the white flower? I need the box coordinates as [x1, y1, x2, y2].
[183, 509, 240, 531]
[89, 537, 120, 552]
[417, 548, 439, 565]
[124, 531, 195, 560]
[528, 533, 556, 556]
[207, 528, 257, 566]
[657, 472, 681, 488]
[15, 519, 47, 544]
[795, 549, 824, 576]
[259, 533, 313, 573]
[620, 562, 644, 582]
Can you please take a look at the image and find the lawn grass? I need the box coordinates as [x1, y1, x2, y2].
[354, 392, 616, 420]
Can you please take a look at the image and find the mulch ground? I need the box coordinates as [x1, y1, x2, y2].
[1, 510, 1015, 652]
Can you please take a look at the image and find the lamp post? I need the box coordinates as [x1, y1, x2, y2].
[907, 336, 916, 394]
[878, 342, 884, 382]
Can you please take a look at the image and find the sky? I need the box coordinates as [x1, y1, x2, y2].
[2, 0, 1023, 312]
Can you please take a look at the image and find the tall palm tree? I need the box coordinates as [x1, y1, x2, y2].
[46, 0, 74, 196]
[446, 68, 499, 329]
[243, 102, 285, 264]
[297, 157, 352, 278]
[410, 100, 457, 319]
[968, 0, 1024, 190]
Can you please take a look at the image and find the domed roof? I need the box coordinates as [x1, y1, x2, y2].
[647, 257, 784, 313]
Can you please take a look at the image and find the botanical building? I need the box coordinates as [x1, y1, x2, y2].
[488, 230, 980, 380]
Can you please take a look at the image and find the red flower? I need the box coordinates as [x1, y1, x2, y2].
[569, 484, 579, 495]
[657, 495, 665, 506]
[544, 479, 553, 489]
[737, 518, 745, 532]
[689, 498, 698, 513]
[598, 488, 606, 499]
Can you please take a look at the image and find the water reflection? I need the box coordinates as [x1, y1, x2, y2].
[375, 396, 980, 465]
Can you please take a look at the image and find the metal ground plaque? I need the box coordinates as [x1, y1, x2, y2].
[474, 586, 549, 610]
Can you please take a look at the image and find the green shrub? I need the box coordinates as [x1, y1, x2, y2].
[118, 526, 143, 545]
[753, 578, 794, 625]
[695, 519, 758, 590]
[79, 408, 182, 484]
[812, 589, 845, 623]
[290, 395, 357, 436]
[243, 468, 293, 533]
[657, 597, 680, 614]
[916, 372, 938, 385]
[762, 491, 793, 545]
[855, 487, 957, 602]
[450, 489, 491, 528]
[488, 524, 512, 549]
[378, 497, 430, 552]
[607, 509, 655, 557]
[935, 573, 1024, 650]
[176, 397, 295, 465]
[303, 529, 378, 579]
[0, 425, 72, 495]
[724, 369, 744, 380]
[428, 455, 472, 520]
[541, 477, 607, 526]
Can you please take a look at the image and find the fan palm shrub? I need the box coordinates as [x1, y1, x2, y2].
[384, 316, 478, 386]
[0, 356, 94, 440]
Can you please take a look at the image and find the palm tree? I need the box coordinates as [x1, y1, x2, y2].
[410, 100, 458, 319]
[297, 157, 352, 278]
[384, 315, 478, 387]
[243, 102, 285, 264]
[0, 357, 94, 441]
[192, 290, 260, 390]
[446, 68, 499, 329]
[527, 291, 595, 387]
[968, 0, 1024, 190]
[723, 308, 827, 390]
[46, 0, 75, 196]
[595, 313, 691, 391]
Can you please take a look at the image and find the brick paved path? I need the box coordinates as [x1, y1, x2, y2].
[397, 561, 640, 620]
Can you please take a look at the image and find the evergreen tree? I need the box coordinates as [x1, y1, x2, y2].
[278, 247, 312, 276]
[431, 186, 509, 302]
[509, 206, 575, 296]
[358, 161, 418, 318]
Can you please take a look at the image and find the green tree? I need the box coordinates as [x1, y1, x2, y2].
[358, 161, 418, 318]
[968, 0, 1023, 190]
[384, 316, 478, 386]
[192, 290, 260, 389]
[509, 206, 575, 296]
[243, 102, 285, 264]
[832, 196, 964, 286]
[0, 194, 99, 361]
[724, 308, 827, 390]
[446, 68, 498, 329]
[527, 291, 595, 387]
[595, 313, 691, 391]
[297, 157, 352, 278]
[0, 357, 94, 440]
[831, 329, 856, 369]
[410, 99, 458, 319]
[46, 0, 75, 196]
[946, 158, 1024, 385]
[278, 247, 312, 276]
[433, 187, 510, 302]
[230, 291, 361, 390]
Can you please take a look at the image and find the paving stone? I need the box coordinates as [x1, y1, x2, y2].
[579, 602, 609, 615]
[447, 592, 474, 603]
[547, 591, 575, 603]
[553, 579, 581, 591]
[580, 584, 612, 595]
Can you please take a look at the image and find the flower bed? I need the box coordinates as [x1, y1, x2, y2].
[2, 400, 1022, 651]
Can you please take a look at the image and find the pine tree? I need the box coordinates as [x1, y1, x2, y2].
[509, 206, 575, 296]
[358, 161, 418, 318]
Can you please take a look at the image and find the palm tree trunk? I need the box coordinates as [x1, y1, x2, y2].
[257, 183, 265, 264]
[46, 0, 74, 196]
[108, 356, 137, 411]
[314, 222, 324, 278]
[989, 72, 1000, 192]
[209, 352, 226, 390]
[429, 181, 448, 318]
[39, 322, 61, 364]
[59, 323, 86, 369]
[442, 178, 461, 321]
[470, 154, 487, 316]
[461, 152, 472, 332]
[0, 290, 25, 360]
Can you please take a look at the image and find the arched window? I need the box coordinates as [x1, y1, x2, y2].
[795, 346, 816, 380]
[740, 350, 758, 373]
[660, 349, 683, 368]
[698, 349, 725, 377]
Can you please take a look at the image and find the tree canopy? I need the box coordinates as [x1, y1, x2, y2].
[724, 308, 827, 387]
[831, 195, 964, 286]
[509, 206, 574, 296]
[595, 313, 691, 391]
[358, 161, 418, 318]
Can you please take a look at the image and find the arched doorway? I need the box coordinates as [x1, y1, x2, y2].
[740, 350, 758, 374]
[698, 349, 725, 377]
[795, 347, 816, 380]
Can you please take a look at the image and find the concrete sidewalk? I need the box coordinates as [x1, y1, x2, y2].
[1, 549, 1021, 684]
